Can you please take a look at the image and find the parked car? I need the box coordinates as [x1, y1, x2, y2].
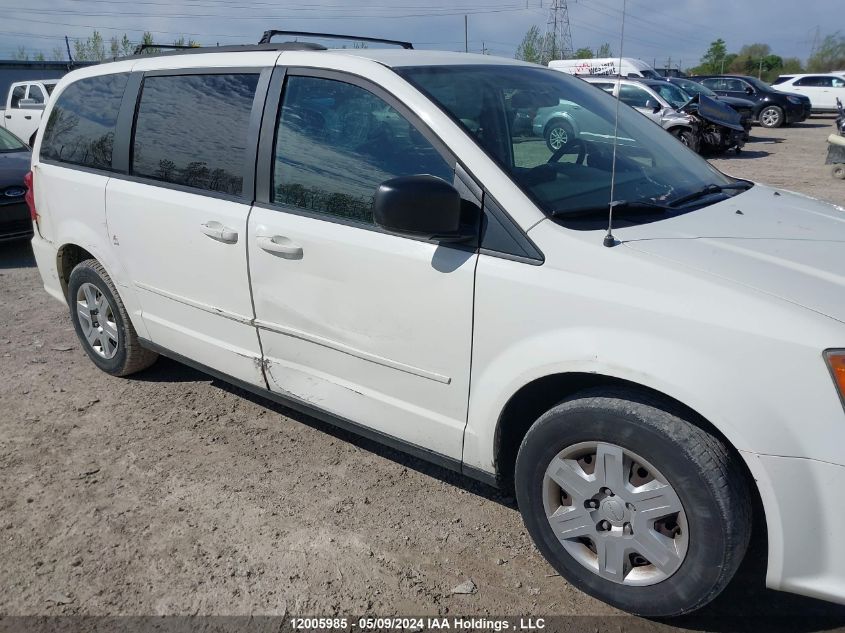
[664, 76, 755, 124]
[582, 76, 699, 148]
[0, 127, 32, 241]
[688, 75, 811, 128]
[771, 74, 845, 113]
[0, 79, 58, 146]
[28, 37, 845, 618]
[549, 57, 662, 79]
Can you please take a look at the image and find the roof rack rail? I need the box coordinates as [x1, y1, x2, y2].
[259, 30, 413, 50]
[133, 43, 196, 55]
[118, 41, 326, 61]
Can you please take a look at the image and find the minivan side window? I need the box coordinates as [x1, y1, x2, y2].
[41, 73, 129, 170]
[272, 75, 453, 225]
[132, 73, 259, 197]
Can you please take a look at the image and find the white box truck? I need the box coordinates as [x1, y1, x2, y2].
[549, 57, 661, 79]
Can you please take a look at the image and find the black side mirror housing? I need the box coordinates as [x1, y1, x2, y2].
[645, 99, 661, 113]
[745, 86, 754, 95]
[374, 175, 473, 242]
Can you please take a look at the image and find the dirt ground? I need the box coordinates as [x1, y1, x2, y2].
[2, 117, 845, 630]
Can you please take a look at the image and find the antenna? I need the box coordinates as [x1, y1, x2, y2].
[603, 0, 627, 248]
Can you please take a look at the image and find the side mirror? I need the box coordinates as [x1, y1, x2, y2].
[374, 175, 471, 242]
[17, 99, 44, 110]
[744, 86, 754, 95]
[645, 99, 661, 113]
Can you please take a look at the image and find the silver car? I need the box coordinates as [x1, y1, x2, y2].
[580, 76, 698, 149]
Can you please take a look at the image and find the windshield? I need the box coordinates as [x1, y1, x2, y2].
[640, 69, 662, 79]
[652, 82, 692, 108]
[0, 127, 27, 151]
[673, 78, 716, 97]
[397, 65, 733, 218]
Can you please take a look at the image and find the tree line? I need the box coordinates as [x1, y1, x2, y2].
[514, 23, 845, 82]
[691, 33, 845, 80]
[10, 31, 201, 62]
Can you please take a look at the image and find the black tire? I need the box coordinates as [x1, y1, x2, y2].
[832, 164, 845, 180]
[758, 105, 783, 129]
[670, 127, 699, 153]
[514, 387, 751, 617]
[67, 259, 158, 376]
[544, 119, 575, 152]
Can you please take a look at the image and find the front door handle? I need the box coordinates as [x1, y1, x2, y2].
[4, 114, 10, 119]
[200, 221, 238, 244]
[256, 235, 303, 259]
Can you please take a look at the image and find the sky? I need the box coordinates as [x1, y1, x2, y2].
[0, 0, 838, 69]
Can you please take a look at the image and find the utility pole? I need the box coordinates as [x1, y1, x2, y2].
[464, 15, 468, 53]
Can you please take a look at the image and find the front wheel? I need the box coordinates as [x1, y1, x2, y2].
[832, 164, 845, 180]
[670, 127, 699, 153]
[514, 388, 751, 617]
[758, 105, 783, 128]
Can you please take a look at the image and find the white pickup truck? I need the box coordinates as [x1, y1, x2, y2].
[0, 79, 59, 145]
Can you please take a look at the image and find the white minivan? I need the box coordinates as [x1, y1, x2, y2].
[549, 57, 661, 78]
[26, 35, 845, 617]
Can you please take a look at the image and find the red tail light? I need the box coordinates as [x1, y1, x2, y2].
[24, 170, 37, 222]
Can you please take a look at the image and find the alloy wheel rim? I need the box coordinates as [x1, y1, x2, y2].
[549, 126, 568, 149]
[76, 282, 119, 359]
[761, 108, 779, 126]
[542, 441, 689, 586]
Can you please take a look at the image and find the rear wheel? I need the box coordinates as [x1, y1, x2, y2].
[68, 259, 158, 376]
[514, 388, 751, 617]
[832, 164, 845, 180]
[758, 105, 783, 128]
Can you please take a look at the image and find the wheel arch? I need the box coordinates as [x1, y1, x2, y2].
[491, 370, 767, 561]
[54, 238, 150, 340]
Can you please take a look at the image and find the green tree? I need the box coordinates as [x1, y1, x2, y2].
[597, 42, 613, 58]
[514, 25, 566, 65]
[698, 38, 728, 74]
[781, 57, 803, 74]
[34, 52, 45, 62]
[807, 32, 845, 72]
[51, 46, 66, 61]
[574, 47, 593, 59]
[13, 46, 29, 61]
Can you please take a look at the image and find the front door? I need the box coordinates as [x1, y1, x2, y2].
[618, 84, 662, 124]
[4, 83, 33, 140]
[248, 71, 477, 459]
[106, 70, 267, 386]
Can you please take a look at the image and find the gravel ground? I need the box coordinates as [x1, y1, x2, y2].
[2, 117, 845, 630]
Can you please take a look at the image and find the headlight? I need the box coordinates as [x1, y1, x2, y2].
[824, 350, 845, 407]
[787, 96, 802, 104]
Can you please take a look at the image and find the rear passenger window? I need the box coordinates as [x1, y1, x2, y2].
[41, 73, 128, 170]
[132, 73, 259, 197]
[272, 75, 453, 225]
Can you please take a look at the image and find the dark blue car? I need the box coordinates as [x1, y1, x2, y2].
[0, 127, 31, 241]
